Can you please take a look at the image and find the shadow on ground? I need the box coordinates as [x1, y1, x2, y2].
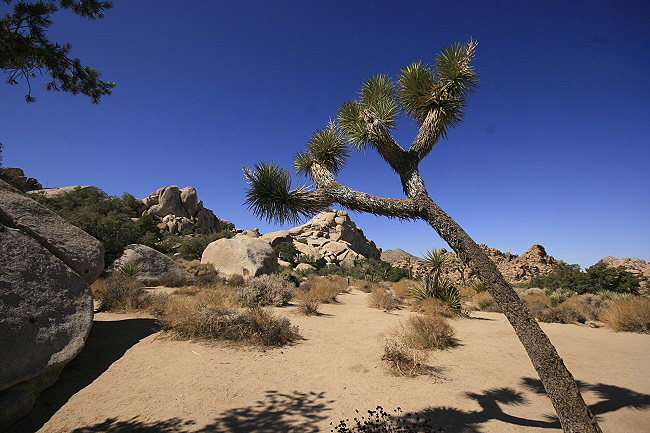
[6, 318, 160, 433]
[69, 390, 333, 432]
[43, 377, 650, 433]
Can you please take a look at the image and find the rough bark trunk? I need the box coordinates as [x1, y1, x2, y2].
[415, 195, 602, 433]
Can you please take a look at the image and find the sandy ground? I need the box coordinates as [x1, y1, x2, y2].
[8, 290, 650, 433]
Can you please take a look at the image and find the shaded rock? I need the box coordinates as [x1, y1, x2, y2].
[109, 244, 194, 286]
[201, 238, 278, 278]
[0, 227, 93, 430]
[0, 180, 104, 284]
[1, 167, 42, 192]
[261, 230, 293, 247]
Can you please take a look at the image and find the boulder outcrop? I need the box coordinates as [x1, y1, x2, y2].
[109, 244, 195, 286]
[201, 238, 279, 278]
[0, 167, 42, 192]
[263, 210, 381, 269]
[0, 179, 102, 430]
[139, 185, 232, 234]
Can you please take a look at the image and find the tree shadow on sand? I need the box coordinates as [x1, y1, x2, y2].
[6, 318, 160, 433]
[67, 390, 333, 432]
[401, 377, 650, 432]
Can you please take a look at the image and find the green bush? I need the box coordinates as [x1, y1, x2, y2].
[530, 262, 640, 295]
[176, 230, 233, 260]
[273, 241, 298, 263]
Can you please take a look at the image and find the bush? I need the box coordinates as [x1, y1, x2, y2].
[176, 230, 233, 260]
[295, 291, 322, 315]
[533, 304, 585, 324]
[382, 338, 429, 377]
[418, 298, 456, 318]
[601, 297, 650, 333]
[368, 287, 401, 311]
[473, 291, 501, 312]
[395, 314, 456, 351]
[273, 241, 298, 263]
[563, 294, 606, 321]
[178, 260, 222, 286]
[157, 273, 192, 288]
[161, 297, 300, 346]
[409, 275, 461, 312]
[233, 273, 295, 307]
[97, 274, 149, 311]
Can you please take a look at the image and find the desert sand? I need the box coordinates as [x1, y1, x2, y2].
[8, 289, 649, 433]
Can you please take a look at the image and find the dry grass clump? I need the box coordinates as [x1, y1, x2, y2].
[95, 274, 149, 312]
[233, 273, 295, 307]
[160, 294, 300, 346]
[294, 275, 348, 315]
[368, 286, 401, 311]
[382, 314, 456, 377]
[601, 297, 650, 333]
[387, 279, 419, 299]
[563, 294, 606, 321]
[156, 273, 192, 288]
[473, 291, 501, 312]
[178, 260, 222, 285]
[418, 298, 456, 318]
[533, 304, 585, 324]
[382, 339, 429, 377]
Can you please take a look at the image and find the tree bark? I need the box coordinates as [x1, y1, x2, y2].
[415, 195, 602, 433]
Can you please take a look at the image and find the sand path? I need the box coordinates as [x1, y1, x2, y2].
[9, 290, 650, 433]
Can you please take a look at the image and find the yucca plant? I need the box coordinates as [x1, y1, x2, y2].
[468, 279, 486, 293]
[118, 261, 141, 277]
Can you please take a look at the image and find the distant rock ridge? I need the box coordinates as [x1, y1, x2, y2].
[381, 248, 419, 264]
[138, 185, 233, 234]
[390, 244, 559, 284]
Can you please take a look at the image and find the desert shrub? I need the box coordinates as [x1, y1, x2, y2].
[368, 286, 401, 311]
[178, 260, 221, 285]
[157, 273, 192, 288]
[546, 288, 575, 307]
[601, 297, 650, 333]
[176, 230, 233, 260]
[395, 314, 456, 350]
[387, 279, 418, 299]
[314, 258, 408, 283]
[273, 241, 298, 263]
[331, 407, 437, 433]
[300, 275, 346, 303]
[418, 298, 456, 318]
[160, 296, 300, 346]
[295, 291, 322, 315]
[226, 274, 245, 287]
[563, 294, 607, 321]
[585, 262, 640, 294]
[146, 292, 171, 317]
[473, 291, 501, 312]
[382, 338, 429, 377]
[409, 276, 461, 312]
[233, 273, 295, 307]
[97, 274, 149, 311]
[533, 304, 585, 324]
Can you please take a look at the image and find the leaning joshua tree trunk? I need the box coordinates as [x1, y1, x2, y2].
[244, 39, 602, 433]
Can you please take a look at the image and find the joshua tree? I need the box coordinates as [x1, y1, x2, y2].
[244, 39, 601, 433]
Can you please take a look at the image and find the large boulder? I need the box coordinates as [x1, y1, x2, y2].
[109, 244, 194, 286]
[201, 238, 279, 278]
[0, 180, 104, 284]
[0, 179, 101, 430]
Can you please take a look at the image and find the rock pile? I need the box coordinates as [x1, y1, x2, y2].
[1, 167, 42, 192]
[138, 185, 232, 234]
[262, 210, 381, 268]
[0, 179, 104, 430]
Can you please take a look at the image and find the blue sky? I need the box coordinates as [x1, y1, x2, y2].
[1, 1, 648, 268]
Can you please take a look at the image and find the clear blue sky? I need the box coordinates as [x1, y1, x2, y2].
[1, 1, 648, 268]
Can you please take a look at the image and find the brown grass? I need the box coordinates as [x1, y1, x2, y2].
[367, 287, 401, 311]
[388, 279, 419, 299]
[418, 298, 456, 318]
[233, 273, 295, 307]
[381, 338, 429, 377]
[563, 294, 607, 321]
[473, 291, 501, 312]
[95, 274, 149, 312]
[294, 275, 348, 315]
[601, 297, 650, 333]
[395, 314, 457, 350]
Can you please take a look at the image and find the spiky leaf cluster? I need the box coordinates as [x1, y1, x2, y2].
[1, 0, 114, 103]
[244, 163, 324, 225]
[398, 39, 478, 134]
[337, 74, 397, 148]
[293, 123, 349, 178]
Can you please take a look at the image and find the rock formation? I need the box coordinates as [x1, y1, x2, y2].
[391, 244, 558, 284]
[381, 248, 420, 264]
[0, 167, 42, 192]
[262, 210, 381, 269]
[201, 237, 279, 278]
[138, 185, 232, 234]
[109, 244, 195, 286]
[0, 179, 104, 430]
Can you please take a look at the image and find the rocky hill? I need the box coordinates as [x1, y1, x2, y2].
[381, 248, 419, 263]
[599, 256, 650, 289]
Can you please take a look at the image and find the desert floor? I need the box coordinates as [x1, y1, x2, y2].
[8, 289, 650, 433]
